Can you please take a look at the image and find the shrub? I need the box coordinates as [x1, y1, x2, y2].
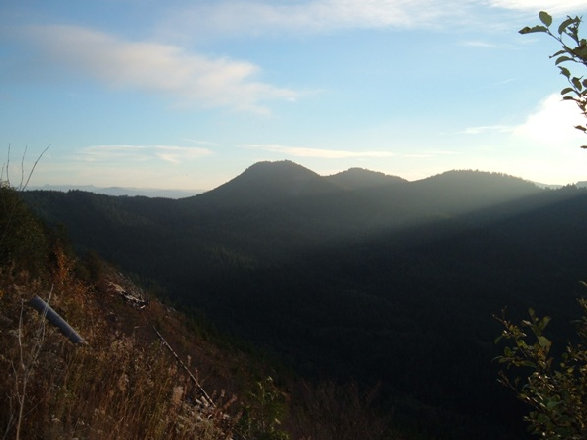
[495, 300, 587, 439]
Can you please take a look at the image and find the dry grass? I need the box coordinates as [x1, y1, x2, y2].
[0, 250, 238, 440]
[0, 224, 408, 440]
[287, 381, 403, 440]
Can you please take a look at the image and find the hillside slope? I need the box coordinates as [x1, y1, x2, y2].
[1, 185, 406, 440]
[0, 250, 245, 439]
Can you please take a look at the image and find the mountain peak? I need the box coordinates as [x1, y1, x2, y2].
[243, 160, 318, 178]
[202, 160, 338, 205]
[326, 167, 406, 190]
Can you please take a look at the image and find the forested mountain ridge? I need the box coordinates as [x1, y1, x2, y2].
[325, 167, 407, 189]
[21, 160, 587, 439]
[195, 160, 340, 206]
[23, 162, 547, 271]
[186, 161, 539, 210]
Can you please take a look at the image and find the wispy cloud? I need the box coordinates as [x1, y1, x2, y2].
[460, 40, 497, 48]
[159, 0, 478, 38]
[24, 25, 297, 112]
[492, 78, 516, 86]
[401, 149, 459, 158]
[245, 144, 395, 158]
[460, 125, 513, 135]
[79, 144, 212, 164]
[156, 0, 587, 40]
[181, 138, 219, 147]
[488, 1, 587, 14]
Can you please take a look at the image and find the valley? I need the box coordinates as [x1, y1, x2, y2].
[22, 160, 587, 439]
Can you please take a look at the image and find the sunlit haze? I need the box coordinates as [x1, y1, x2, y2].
[2, 0, 587, 191]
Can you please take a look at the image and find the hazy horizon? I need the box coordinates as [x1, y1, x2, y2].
[22, 160, 584, 198]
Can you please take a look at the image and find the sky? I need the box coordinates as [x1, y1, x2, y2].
[2, 0, 587, 192]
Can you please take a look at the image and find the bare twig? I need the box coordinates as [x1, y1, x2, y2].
[0, 145, 50, 252]
[0, 145, 49, 191]
[2, 394, 15, 440]
[20, 145, 49, 192]
[12, 287, 52, 440]
[152, 325, 216, 408]
[19, 146, 27, 191]
[5, 144, 10, 187]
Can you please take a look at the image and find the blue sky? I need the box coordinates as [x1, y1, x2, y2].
[2, 0, 587, 191]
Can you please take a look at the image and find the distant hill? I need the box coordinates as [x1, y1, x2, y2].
[197, 160, 339, 206]
[189, 162, 542, 222]
[27, 184, 201, 198]
[413, 169, 538, 195]
[407, 169, 541, 214]
[325, 167, 406, 190]
[533, 182, 563, 190]
[23, 162, 549, 268]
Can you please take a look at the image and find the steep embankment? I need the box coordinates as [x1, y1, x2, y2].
[0, 231, 246, 438]
[1, 185, 408, 440]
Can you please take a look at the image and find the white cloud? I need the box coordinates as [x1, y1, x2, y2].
[245, 144, 395, 158]
[460, 41, 497, 48]
[513, 93, 586, 145]
[488, 1, 587, 14]
[79, 144, 212, 164]
[181, 138, 219, 147]
[159, 0, 477, 38]
[25, 25, 297, 112]
[155, 0, 587, 40]
[460, 125, 513, 135]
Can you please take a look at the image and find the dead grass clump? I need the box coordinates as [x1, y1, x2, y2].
[288, 381, 403, 440]
[0, 262, 238, 440]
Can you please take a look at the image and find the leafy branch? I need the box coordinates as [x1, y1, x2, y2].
[520, 11, 587, 147]
[494, 299, 587, 439]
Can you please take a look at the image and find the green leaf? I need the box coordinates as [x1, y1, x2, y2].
[519, 360, 537, 368]
[519, 25, 548, 34]
[550, 49, 567, 58]
[568, 24, 581, 44]
[539, 11, 552, 27]
[555, 55, 573, 65]
[538, 336, 551, 350]
[561, 87, 575, 95]
[574, 125, 587, 132]
[572, 77, 583, 91]
[558, 17, 578, 35]
[559, 66, 571, 78]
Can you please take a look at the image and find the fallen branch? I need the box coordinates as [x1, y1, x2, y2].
[152, 325, 215, 408]
[29, 296, 86, 344]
